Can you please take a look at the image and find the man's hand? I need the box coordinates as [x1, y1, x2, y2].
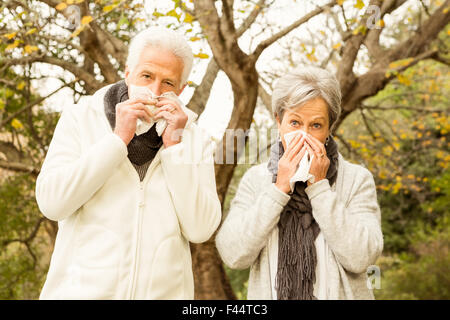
[114, 98, 156, 145]
[153, 97, 188, 148]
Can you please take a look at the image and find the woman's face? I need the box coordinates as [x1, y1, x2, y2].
[276, 97, 330, 150]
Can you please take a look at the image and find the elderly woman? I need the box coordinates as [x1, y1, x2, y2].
[216, 66, 383, 300]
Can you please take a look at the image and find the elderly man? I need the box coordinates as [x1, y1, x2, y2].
[36, 27, 221, 299]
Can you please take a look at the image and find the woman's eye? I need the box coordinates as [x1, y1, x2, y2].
[290, 120, 299, 126]
[313, 123, 322, 129]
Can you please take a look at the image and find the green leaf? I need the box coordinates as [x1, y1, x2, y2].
[117, 17, 129, 28]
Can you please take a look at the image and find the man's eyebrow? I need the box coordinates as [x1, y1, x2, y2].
[139, 69, 176, 83]
[139, 69, 154, 75]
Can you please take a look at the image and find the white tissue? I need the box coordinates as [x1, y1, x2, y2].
[283, 130, 315, 192]
[128, 85, 190, 136]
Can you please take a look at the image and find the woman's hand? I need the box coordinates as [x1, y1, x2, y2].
[304, 134, 330, 187]
[275, 133, 307, 194]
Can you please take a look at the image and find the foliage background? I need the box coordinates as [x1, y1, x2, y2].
[0, 0, 449, 299]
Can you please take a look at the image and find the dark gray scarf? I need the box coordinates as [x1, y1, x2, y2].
[104, 80, 163, 166]
[267, 134, 339, 300]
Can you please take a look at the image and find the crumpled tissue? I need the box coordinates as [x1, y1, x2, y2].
[128, 84, 191, 136]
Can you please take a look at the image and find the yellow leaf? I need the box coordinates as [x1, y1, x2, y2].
[26, 28, 37, 35]
[5, 39, 20, 51]
[67, 0, 74, 4]
[11, 118, 24, 129]
[16, 81, 26, 90]
[397, 74, 411, 86]
[70, 26, 84, 38]
[376, 19, 385, 28]
[337, 0, 345, 5]
[152, 11, 165, 17]
[352, 25, 367, 35]
[4, 32, 17, 40]
[166, 9, 180, 20]
[332, 42, 342, 50]
[56, 2, 68, 11]
[24, 44, 38, 54]
[81, 15, 93, 25]
[184, 13, 194, 23]
[388, 58, 414, 70]
[189, 36, 201, 41]
[194, 52, 209, 59]
[354, 0, 364, 10]
[103, 5, 115, 12]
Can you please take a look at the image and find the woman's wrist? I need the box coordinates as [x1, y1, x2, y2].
[275, 181, 291, 194]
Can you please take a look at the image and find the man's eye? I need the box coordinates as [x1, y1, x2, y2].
[143, 74, 151, 79]
[165, 81, 174, 87]
[313, 123, 322, 129]
[290, 120, 299, 126]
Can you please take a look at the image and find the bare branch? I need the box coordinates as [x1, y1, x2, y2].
[258, 82, 272, 117]
[2, 55, 103, 94]
[364, 0, 408, 60]
[236, 0, 268, 37]
[187, 58, 220, 115]
[0, 80, 77, 129]
[0, 159, 39, 176]
[251, 1, 337, 60]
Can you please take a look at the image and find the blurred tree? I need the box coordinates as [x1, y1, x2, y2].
[0, 0, 448, 299]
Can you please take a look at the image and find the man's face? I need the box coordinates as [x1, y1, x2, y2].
[125, 46, 186, 96]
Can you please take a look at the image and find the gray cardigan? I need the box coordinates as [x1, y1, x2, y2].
[216, 153, 383, 299]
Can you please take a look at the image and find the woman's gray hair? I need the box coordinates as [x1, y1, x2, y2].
[126, 26, 194, 86]
[272, 66, 342, 131]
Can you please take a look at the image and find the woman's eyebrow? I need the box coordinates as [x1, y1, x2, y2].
[289, 112, 326, 121]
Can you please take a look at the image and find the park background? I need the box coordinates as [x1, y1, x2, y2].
[0, 0, 449, 299]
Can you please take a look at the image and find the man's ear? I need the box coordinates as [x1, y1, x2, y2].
[177, 83, 187, 96]
[124, 66, 130, 86]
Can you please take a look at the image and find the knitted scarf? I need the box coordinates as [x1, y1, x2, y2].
[267, 134, 339, 300]
[104, 80, 163, 166]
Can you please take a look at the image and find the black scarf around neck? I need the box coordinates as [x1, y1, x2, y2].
[267, 134, 339, 300]
[103, 80, 163, 166]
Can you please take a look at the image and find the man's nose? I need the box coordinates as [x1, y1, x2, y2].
[148, 82, 162, 96]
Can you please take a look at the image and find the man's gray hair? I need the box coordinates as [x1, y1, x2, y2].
[126, 26, 194, 86]
[272, 66, 342, 131]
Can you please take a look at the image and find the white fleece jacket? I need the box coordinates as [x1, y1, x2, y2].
[216, 155, 383, 300]
[36, 84, 221, 300]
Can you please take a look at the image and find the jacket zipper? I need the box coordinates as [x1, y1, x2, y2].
[126, 152, 161, 299]
[129, 182, 145, 299]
